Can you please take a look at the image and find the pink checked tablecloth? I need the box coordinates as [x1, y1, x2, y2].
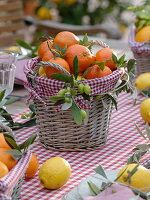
[13, 92, 148, 200]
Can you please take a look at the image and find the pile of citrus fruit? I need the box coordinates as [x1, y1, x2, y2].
[0, 133, 39, 179]
[37, 31, 117, 79]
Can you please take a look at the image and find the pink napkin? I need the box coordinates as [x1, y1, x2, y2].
[84, 184, 144, 200]
[15, 59, 29, 85]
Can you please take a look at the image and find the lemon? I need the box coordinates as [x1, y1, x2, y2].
[6, 46, 21, 54]
[140, 98, 150, 123]
[117, 164, 150, 192]
[39, 157, 72, 189]
[37, 7, 52, 20]
[0, 161, 9, 178]
[38, 67, 47, 77]
[135, 73, 150, 90]
[135, 26, 150, 42]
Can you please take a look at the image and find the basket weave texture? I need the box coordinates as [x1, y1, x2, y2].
[128, 26, 150, 77]
[24, 57, 124, 151]
[0, 124, 31, 200]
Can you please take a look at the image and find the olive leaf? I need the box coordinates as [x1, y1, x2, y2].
[4, 133, 21, 151]
[16, 39, 32, 50]
[71, 100, 82, 125]
[0, 90, 5, 101]
[51, 73, 72, 83]
[112, 53, 118, 64]
[6, 149, 23, 160]
[73, 56, 79, 80]
[19, 134, 37, 150]
[127, 151, 147, 164]
[87, 181, 100, 195]
[94, 165, 107, 179]
[118, 54, 125, 64]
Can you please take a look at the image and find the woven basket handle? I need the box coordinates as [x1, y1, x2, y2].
[29, 39, 109, 79]
[0, 122, 14, 137]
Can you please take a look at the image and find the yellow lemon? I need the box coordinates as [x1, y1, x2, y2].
[135, 26, 150, 42]
[37, 7, 52, 20]
[135, 73, 150, 90]
[0, 161, 9, 178]
[6, 46, 21, 54]
[117, 164, 150, 192]
[38, 67, 47, 77]
[140, 98, 150, 123]
[39, 157, 72, 189]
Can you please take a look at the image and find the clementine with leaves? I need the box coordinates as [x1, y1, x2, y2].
[85, 65, 112, 79]
[0, 134, 12, 150]
[96, 48, 116, 71]
[38, 40, 54, 59]
[0, 148, 17, 170]
[54, 31, 79, 48]
[44, 57, 70, 78]
[42, 50, 54, 61]
[25, 153, 39, 178]
[66, 44, 95, 73]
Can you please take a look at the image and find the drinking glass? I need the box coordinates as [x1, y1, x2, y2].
[0, 50, 17, 98]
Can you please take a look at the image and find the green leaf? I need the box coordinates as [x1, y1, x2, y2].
[112, 53, 118, 64]
[108, 94, 118, 110]
[54, 43, 61, 51]
[54, 99, 65, 106]
[135, 124, 147, 140]
[71, 100, 82, 125]
[146, 123, 150, 140]
[83, 33, 88, 45]
[19, 134, 37, 150]
[0, 90, 5, 101]
[73, 56, 79, 80]
[101, 99, 109, 109]
[94, 165, 107, 179]
[87, 181, 100, 195]
[51, 73, 72, 83]
[133, 144, 150, 151]
[61, 101, 72, 110]
[81, 93, 90, 101]
[118, 54, 125, 64]
[29, 104, 36, 113]
[127, 152, 147, 165]
[6, 149, 22, 160]
[16, 40, 32, 50]
[0, 108, 14, 125]
[127, 59, 136, 73]
[4, 134, 21, 151]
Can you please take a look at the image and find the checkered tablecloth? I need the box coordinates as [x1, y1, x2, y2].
[13, 92, 148, 200]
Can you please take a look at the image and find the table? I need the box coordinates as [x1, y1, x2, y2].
[13, 92, 148, 200]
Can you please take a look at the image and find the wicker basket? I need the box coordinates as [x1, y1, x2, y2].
[25, 55, 126, 151]
[0, 123, 31, 200]
[128, 26, 150, 77]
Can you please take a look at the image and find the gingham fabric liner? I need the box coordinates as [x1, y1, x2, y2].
[128, 26, 150, 56]
[24, 57, 124, 109]
[0, 151, 31, 200]
[11, 92, 149, 200]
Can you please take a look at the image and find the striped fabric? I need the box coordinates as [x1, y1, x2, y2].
[128, 26, 150, 56]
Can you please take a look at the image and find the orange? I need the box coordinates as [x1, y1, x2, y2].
[85, 65, 112, 79]
[54, 31, 79, 48]
[0, 148, 17, 170]
[66, 44, 95, 73]
[135, 26, 150, 42]
[25, 153, 39, 178]
[42, 50, 54, 61]
[44, 57, 70, 78]
[0, 161, 9, 178]
[96, 48, 116, 71]
[38, 40, 54, 59]
[0, 133, 12, 150]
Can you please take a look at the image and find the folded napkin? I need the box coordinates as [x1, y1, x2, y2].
[84, 184, 144, 200]
[15, 59, 29, 85]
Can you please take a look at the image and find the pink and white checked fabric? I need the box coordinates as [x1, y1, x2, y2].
[24, 57, 124, 109]
[12, 92, 149, 200]
[128, 26, 150, 56]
